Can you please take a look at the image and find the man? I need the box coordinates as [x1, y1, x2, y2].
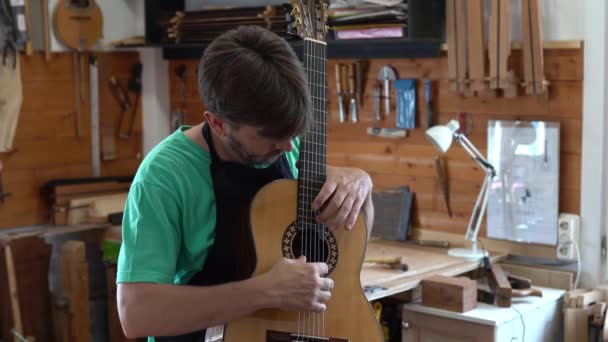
[117, 25, 374, 341]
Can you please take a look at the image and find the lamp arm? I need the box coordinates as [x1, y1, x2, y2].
[456, 133, 496, 175]
[455, 133, 495, 248]
[465, 172, 493, 244]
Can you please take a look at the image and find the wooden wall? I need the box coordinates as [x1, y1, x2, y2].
[0, 52, 143, 230]
[168, 46, 583, 239]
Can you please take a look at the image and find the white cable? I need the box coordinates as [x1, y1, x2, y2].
[571, 238, 581, 290]
[560, 235, 581, 290]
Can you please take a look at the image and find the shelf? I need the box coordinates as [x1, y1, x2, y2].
[159, 38, 442, 60]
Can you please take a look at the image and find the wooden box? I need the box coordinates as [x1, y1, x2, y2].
[421, 275, 477, 313]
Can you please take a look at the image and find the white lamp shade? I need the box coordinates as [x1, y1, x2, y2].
[425, 126, 454, 153]
[425, 119, 460, 153]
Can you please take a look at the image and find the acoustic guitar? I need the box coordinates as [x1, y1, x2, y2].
[220, 1, 384, 341]
[53, 0, 103, 50]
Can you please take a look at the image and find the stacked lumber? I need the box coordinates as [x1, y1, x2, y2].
[42, 177, 132, 225]
[564, 286, 608, 342]
[159, 6, 295, 44]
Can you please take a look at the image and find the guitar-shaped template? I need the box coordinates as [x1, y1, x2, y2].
[53, 0, 103, 50]
[222, 1, 384, 341]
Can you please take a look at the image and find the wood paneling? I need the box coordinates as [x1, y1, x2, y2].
[167, 47, 583, 238]
[0, 52, 143, 229]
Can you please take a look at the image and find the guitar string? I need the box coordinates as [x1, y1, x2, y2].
[298, 37, 308, 341]
[321, 41, 327, 339]
[305, 38, 312, 341]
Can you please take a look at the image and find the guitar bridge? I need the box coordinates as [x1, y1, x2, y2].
[267, 330, 348, 342]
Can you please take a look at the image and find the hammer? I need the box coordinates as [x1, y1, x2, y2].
[364, 256, 408, 272]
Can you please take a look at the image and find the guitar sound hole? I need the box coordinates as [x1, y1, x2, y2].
[281, 222, 339, 275]
[267, 330, 349, 342]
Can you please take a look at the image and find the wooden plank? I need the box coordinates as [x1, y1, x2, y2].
[53, 181, 131, 196]
[466, 0, 486, 93]
[1, 137, 90, 170]
[67, 193, 128, 225]
[455, 0, 468, 95]
[361, 240, 464, 286]
[10, 236, 53, 341]
[499, 263, 574, 291]
[564, 308, 589, 342]
[19, 53, 72, 81]
[521, 0, 547, 95]
[488, 263, 512, 307]
[413, 228, 557, 260]
[436, 80, 581, 118]
[575, 290, 604, 308]
[488, 0, 499, 90]
[5, 245, 23, 342]
[445, 0, 458, 92]
[441, 39, 583, 51]
[60, 241, 89, 342]
[366, 251, 507, 301]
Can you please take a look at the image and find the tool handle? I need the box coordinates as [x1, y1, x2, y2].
[350, 97, 358, 123]
[364, 256, 402, 265]
[373, 82, 381, 122]
[334, 63, 342, 93]
[348, 63, 355, 93]
[337, 95, 345, 123]
[384, 80, 390, 116]
[356, 60, 364, 105]
[425, 80, 433, 128]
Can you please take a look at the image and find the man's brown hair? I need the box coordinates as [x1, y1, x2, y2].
[198, 25, 311, 139]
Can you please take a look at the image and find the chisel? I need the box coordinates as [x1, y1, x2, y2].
[335, 63, 345, 123]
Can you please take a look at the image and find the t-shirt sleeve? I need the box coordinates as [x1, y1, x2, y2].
[117, 181, 181, 284]
[286, 136, 300, 178]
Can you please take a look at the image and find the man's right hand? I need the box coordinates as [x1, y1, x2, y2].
[260, 256, 334, 313]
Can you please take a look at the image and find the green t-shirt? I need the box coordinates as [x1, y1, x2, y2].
[117, 126, 300, 287]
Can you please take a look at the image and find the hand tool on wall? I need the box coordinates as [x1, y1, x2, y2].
[0, 160, 10, 203]
[116, 63, 142, 139]
[363, 256, 408, 272]
[378, 65, 396, 119]
[373, 81, 382, 122]
[434, 156, 452, 217]
[89, 54, 100, 176]
[334, 63, 345, 123]
[355, 60, 367, 107]
[171, 64, 186, 131]
[425, 80, 434, 128]
[394, 79, 416, 129]
[348, 63, 358, 123]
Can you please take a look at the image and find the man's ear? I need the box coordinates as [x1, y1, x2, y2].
[203, 111, 228, 137]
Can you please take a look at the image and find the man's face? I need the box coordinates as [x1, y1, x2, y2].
[224, 124, 294, 165]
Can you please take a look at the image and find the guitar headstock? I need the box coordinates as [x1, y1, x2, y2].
[286, 0, 328, 41]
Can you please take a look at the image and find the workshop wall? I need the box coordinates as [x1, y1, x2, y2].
[0, 52, 143, 230]
[167, 47, 582, 238]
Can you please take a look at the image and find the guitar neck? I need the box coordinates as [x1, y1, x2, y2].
[297, 38, 328, 228]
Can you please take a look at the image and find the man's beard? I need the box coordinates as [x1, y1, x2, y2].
[226, 133, 284, 165]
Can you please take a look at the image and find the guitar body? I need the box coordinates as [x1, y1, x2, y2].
[53, 0, 103, 49]
[223, 179, 384, 341]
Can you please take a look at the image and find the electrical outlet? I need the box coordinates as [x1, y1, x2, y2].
[557, 213, 580, 261]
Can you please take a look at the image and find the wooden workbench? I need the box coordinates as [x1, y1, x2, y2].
[361, 239, 507, 301]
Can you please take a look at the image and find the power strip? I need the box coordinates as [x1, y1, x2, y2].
[556, 213, 580, 261]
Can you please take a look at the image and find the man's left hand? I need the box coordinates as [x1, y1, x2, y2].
[312, 166, 373, 231]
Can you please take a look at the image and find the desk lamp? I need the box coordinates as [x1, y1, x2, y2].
[425, 119, 495, 262]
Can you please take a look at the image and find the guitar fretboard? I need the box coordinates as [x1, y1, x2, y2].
[297, 39, 327, 234]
